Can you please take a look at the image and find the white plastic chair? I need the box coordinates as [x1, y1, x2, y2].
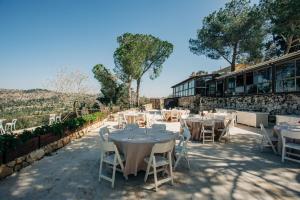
[99, 126, 110, 141]
[174, 127, 191, 170]
[171, 110, 179, 122]
[124, 123, 139, 130]
[201, 120, 215, 144]
[137, 113, 146, 127]
[49, 114, 56, 125]
[260, 123, 278, 154]
[0, 122, 5, 134]
[5, 119, 17, 132]
[144, 140, 175, 191]
[98, 140, 127, 188]
[281, 129, 300, 163]
[55, 114, 62, 122]
[218, 119, 232, 143]
[117, 113, 127, 129]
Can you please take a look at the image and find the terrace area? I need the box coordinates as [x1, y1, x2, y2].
[0, 113, 299, 200]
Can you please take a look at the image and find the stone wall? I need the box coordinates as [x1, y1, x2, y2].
[177, 93, 300, 115]
[0, 120, 104, 179]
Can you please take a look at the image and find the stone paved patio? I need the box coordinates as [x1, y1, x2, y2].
[0, 121, 299, 200]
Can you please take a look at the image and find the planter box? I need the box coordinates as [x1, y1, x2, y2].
[4, 137, 39, 163]
[39, 134, 61, 147]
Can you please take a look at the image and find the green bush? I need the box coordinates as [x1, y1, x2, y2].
[0, 112, 108, 155]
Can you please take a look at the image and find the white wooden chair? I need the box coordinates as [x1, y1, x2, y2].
[55, 114, 62, 122]
[144, 140, 175, 191]
[201, 120, 215, 144]
[151, 124, 166, 132]
[0, 123, 5, 135]
[98, 140, 127, 188]
[260, 123, 278, 154]
[5, 119, 17, 132]
[171, 110, 179, 122]
[117, 113, 127, 129]
[49, 114, 56, 125]
[124, 123, 139, 130]
[231, 113, 237, 126]
[281, 129, 300, 163]
[137, 113, 146, 127]
[174, 127, 191, 170]
[218, 119, 232, 143]
[99, 126, 110, 141]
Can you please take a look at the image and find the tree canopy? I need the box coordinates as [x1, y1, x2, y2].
[92, 64, 127, 106]
[113, 33, 173, 106]
[261, 0, 300, 55]
[189, 0, 265, 71]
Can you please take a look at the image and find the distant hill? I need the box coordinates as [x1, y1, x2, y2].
[0, 89, 98, 129]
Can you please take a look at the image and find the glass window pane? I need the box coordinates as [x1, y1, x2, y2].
[297, 60, 300, 76]
[276, 62, 295, 80]
[258, 82, 271, 93]
[297, 78, 300, 91]
[276, 79, 295, 92]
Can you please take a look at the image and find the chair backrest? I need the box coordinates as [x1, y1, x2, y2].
[182, 127, 191, 141]
[125, 123, 139, 130]
[152, 140, 175, 154]
[151, 124, 166, 131]
[99, 140, 117, 152]
[171, 110, 178, 117]
[281, 129, 300, 140]
[12, 119, 17, 124]
[260, 123, 273, 145]
[220, 119, 232, 138]
[99, 126, 110, 141]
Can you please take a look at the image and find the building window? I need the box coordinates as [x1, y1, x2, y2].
[246, 72, 257, 94]
[276, 61, 296, 92]
[235, 74, 244, 94]
[226, 77, 235, 96]
[216, 81, 223, 97]
[255, 67, 272, 93]
[173, 79, 195, 97]
[207, 82, 216, 96]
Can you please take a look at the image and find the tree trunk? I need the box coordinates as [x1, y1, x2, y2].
[136, 78, 141, 107]
[128, 79, 132, 108]
[285, 35, 294, 54]
[231, 43, 238, 72]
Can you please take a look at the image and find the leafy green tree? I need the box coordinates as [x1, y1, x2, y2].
[134, 34, 173, 106]
[261, 0, 300, 54]
[114, 33, 143, 107]
[92, 64, 128, 107]
[114, 33, 173, 107]
[189, 0, 265, 71]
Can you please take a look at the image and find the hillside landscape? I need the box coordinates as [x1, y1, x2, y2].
[0, 89, 98, 129]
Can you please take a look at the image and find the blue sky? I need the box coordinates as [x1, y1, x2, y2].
[0, 0, 249, 97]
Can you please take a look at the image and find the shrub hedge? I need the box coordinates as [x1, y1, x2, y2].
[0, 112, 107, 163]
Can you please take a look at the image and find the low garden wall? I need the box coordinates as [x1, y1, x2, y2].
[0, 112, 108, 179]
[177, 93, 300, 115]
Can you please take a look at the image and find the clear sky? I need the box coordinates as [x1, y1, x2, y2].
[0, 0, 246, 97]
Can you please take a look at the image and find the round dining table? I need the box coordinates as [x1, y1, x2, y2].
[108, 128, 177, 176]
[185, 118, 225, 141]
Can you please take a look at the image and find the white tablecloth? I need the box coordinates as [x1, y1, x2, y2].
[109, 128, 177, 176]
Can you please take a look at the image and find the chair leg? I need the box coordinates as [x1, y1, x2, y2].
[111, 159, 117, 188]
[153, 159, 158, 191]
[282, 146, 285, 163]
[99, 155, 103, 182]
[174, 154, 182, 170]
[168, 152, 174, 185]
[185, 152, 190, 169]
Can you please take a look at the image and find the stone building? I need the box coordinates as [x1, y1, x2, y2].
[165, 51, 300, 118]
